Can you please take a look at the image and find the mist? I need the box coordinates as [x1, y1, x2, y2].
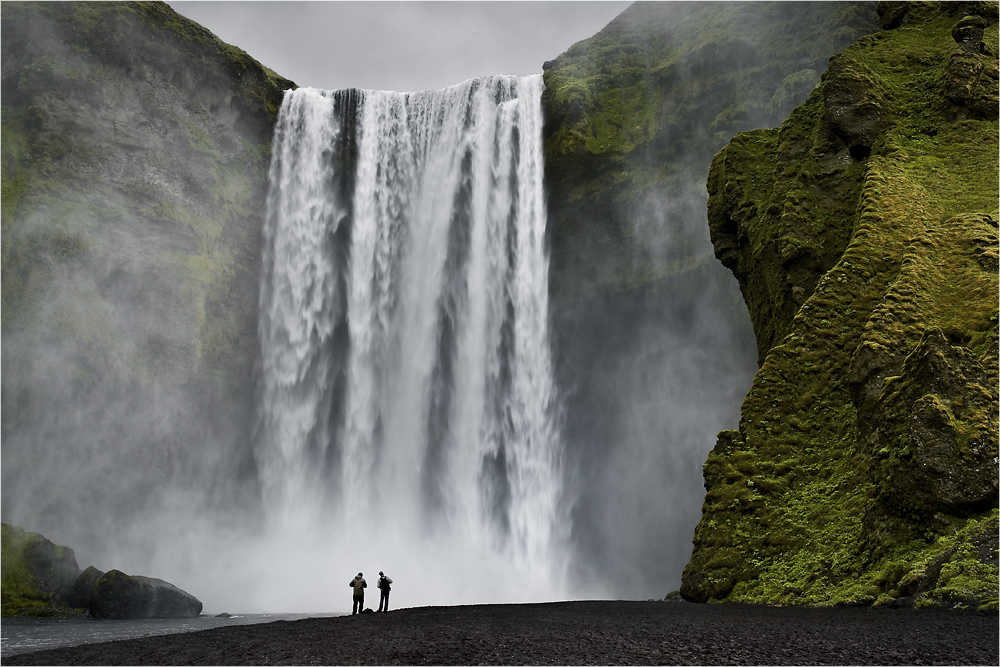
[551, 185, 758, 599]
[1, 0, 878, 614]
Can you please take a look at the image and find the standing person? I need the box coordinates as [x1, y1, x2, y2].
[377, 571, 393, 612]
[349, 572, 367, 615]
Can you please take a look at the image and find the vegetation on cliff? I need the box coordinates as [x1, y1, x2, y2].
[1, 1, 293, 560]
[682, 1, 999, 609]
[542, 1, 879, 300]
[539, 2, 880, 596]
[1, 523, 82, 617]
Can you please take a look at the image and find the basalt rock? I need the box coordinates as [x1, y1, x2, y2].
[942, 14, 999, 120]
[88, 569, 203, 619]
[2, 523, 204, 618]
[822, 53, 889, 160]
[0, 523, 81, 615]
[66, 566, 104, 609]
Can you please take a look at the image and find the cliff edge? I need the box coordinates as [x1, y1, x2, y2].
[682, 1, 999, 608]
[540, 1, 879, 594]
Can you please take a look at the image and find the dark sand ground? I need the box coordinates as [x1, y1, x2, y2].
[4, 600, 997, 665]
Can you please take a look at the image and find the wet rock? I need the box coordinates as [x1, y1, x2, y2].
[66, 566, 104, 609]
[18, 528, 81, 596]
[0, 523, 81, 614]
[952, 15, 987, 49]
[943, 15, 999, 120]
[867, 328, 998, 517]
[89, 569, 202, 619]
[822, 54, 888, 159]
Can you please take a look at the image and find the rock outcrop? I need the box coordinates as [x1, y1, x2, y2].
[2, 523, 203, 618]
[1, 523, 81, 616]
[682, 1, 998, 608]
[86, 569, 203, 619]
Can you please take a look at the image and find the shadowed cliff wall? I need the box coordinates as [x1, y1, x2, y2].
[1, 1, 293, 570]
[541, 1, 880, 596]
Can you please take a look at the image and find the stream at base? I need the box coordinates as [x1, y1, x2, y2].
[0, 612, 343, 657]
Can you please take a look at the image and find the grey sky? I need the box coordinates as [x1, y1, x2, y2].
[166, 1, 632, 93]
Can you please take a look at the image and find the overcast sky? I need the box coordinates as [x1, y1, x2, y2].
[166, 1, 632, 93]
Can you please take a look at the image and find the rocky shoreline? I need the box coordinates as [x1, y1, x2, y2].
[4, 600, 997, 665]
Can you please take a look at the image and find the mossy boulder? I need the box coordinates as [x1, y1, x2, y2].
[682, 1, 999, 608]
[2, 524, 203, 618]
[1, 523, 82, 616]
[87, 569, 203, 619]
[66, 565, 104, 609]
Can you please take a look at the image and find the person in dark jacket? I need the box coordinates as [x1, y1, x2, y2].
[349, 572, 367, 615]
[377, 571, 393, 612]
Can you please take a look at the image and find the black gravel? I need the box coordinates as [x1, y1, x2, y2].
[4, 600, 997, 665]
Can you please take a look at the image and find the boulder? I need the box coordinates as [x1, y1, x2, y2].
[89, 569, 202, 619]
[1, 523, 81, 615]
[16, 526, 82, 595]
[66, 566, 104, 609]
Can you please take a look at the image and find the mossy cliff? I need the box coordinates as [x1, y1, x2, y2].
[540, 2, 880, 595]
[1, 523, 82, 617]
[1, 2, 293, 552]
[543, 1, 879, 300]
[682, 1, 998, 608]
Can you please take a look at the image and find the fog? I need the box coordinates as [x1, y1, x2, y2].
[552, 183, 758, 598]
[2, 1, 875, 613]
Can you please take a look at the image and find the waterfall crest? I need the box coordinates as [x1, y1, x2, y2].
[258, 75, 565, 605]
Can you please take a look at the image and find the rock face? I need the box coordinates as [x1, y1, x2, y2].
[682, 1, 998, 608]
[2, 523, 203, 618]
[543, 1, 880, 301]
[1, 2, 293, 561]
[87, 569, 203, 619]
[541, 1, 879, 595]
[66, 566, 103, 610]
[1, 523, 80, 616]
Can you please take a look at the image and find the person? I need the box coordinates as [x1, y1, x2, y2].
[349, 572, 367, 615]
[377, 571, 393, 612]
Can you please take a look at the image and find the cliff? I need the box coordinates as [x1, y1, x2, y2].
[540, 1, 881, 595]
[682, 1, 999, 608]
[1, 523, 81, 616]
[543, 1, 880, 300]
[2, 522, 202, 618]
[1, 1, 293, 557]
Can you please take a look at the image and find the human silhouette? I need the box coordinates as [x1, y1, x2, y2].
[377, 571, 393, 612]
[349, 572, 367, 615]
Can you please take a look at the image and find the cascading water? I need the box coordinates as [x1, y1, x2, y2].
[256, 75, 565, 608]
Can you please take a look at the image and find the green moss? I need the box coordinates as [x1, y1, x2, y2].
[1, 1, 282, 399]
[684, 2, 998, 607]
[1, 524, 49, 609]
[1, 523, 86, 618]
[543, 1, 880, 301]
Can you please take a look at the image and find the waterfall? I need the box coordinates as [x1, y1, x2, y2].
[257, 75, 565, 606]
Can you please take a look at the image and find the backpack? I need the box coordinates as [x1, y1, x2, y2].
[380, 576, 391, 592]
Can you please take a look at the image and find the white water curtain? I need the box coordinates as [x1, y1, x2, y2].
[257, 76, 565, 605]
